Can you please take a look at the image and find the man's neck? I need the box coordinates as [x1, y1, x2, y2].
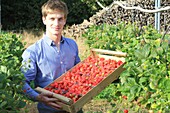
[53, 35, 61, 45]
[46, 32, 62, 45]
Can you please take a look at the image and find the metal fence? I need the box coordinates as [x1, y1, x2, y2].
[96, 0, 170, 33]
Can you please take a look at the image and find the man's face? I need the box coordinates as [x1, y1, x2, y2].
[43, 10, 66, 37]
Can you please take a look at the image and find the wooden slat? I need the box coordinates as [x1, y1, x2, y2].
[91, 48, 127, 57]
[97, 54, 125, 62]
[35, 87, 73, 105]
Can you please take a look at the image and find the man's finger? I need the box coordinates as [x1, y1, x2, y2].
[41, 92, 53, 97]
[49, 102, 62, 109]
[47, 97, 59, 102]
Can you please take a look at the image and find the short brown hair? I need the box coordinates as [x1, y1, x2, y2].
[41, 0, 68, 18]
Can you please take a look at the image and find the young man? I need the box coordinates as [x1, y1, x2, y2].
[21, 0, 81, 112]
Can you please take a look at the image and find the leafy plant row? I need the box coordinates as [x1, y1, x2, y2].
[0, 32, 26, 113]
[83, 22, 170, 112]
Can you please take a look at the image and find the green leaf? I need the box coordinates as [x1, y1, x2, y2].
[0, 66, 7, 74]
[130, 85, 141, 95]
[149, 82, 156, 90]
[0, 83, 3, 89]
[148, 97, 155, 103]
[119, 85, 130, 92]
[135, 67, 143, 74]
[151, 103, 158, 109]
[127, 93, 135, 101]
[18, 101, 26, 108]
[168, 94, 170, 100]
[162, 41, 169, 50]
[167, 53, 170, 62]
[156, 47, 163, 55]
[0, 74, 5, 82]
[158, 78, 166, 88]
[134, 50, 144, 60]
[139, 77, 148, 86]
[164, 79, 170, 91]
[0, 101, 7, 108]
[150, 49, 157, 58]
[143, 44, 150, 58]
[127, 77, 138, 86]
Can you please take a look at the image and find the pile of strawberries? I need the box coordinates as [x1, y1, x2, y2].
[45, 56, 124, 102]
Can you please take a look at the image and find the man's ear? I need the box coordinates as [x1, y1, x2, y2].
[42, 17, 46, 25]
[63, 18, 67, 25]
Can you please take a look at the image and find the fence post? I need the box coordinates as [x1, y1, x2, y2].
[155, 0, 161, 32]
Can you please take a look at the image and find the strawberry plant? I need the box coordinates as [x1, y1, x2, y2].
[0, 32, 26, 113]
[83, 22, 170, 112]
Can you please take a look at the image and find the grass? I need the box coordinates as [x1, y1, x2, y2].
[21, 29, 44, 48]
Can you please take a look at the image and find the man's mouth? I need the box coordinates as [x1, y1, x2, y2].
[54, 28, 60, 31]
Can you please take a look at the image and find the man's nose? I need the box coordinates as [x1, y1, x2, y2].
[54, 19, 59, 25]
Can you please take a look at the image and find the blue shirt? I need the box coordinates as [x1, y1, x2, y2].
[21, 34, 80, 112]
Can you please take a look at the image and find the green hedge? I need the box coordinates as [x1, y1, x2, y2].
[1, 0, 113, 31]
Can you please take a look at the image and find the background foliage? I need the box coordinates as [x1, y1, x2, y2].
[0, 32, 26, 112]
[1, 0, 113, 31]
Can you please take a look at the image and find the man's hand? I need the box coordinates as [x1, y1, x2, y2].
[36, 92, 62, 109]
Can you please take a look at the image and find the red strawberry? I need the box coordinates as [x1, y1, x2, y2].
[124, 109, 128, 113]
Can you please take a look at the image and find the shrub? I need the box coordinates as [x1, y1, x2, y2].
[0, 32, 26, 112]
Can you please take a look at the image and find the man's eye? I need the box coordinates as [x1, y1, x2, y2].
[50, 18, 55, 20]
[59, 18, 63, 21]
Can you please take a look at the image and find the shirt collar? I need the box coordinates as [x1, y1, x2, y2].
[43, 34, 65, 46]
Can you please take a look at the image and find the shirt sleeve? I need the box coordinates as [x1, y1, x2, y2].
[21, 47, 39, 101]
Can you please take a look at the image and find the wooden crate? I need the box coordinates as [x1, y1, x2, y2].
[35, 48, 126, 113]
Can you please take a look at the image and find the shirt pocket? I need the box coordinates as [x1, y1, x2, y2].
[38, 59, 52, 78]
